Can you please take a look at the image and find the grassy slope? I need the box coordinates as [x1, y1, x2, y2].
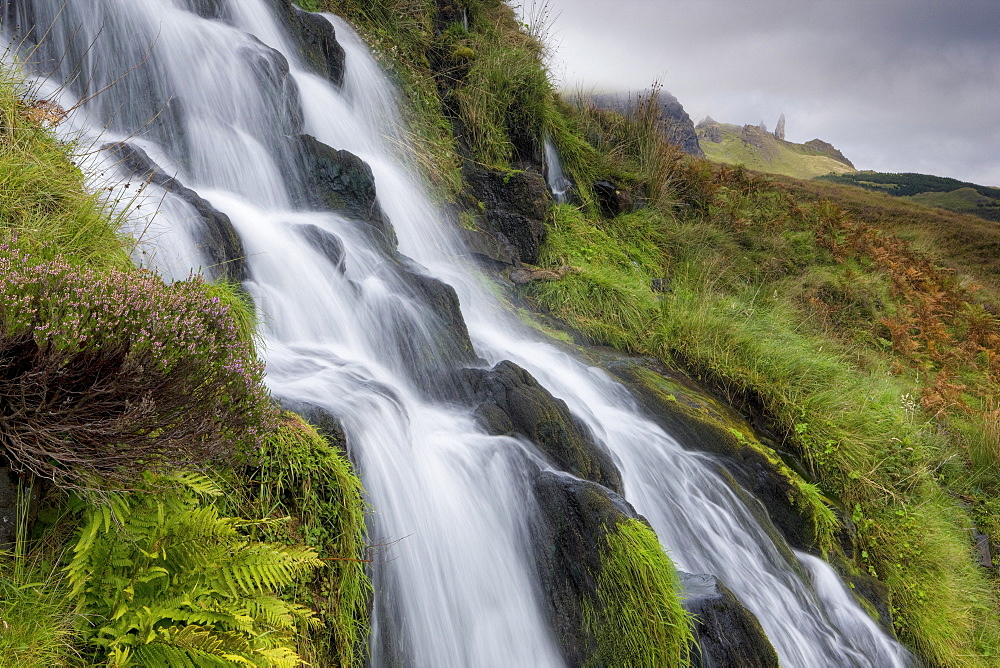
[301, 3, 1000, 664]
[533, 95, 1000, 664]
[776, 175, 1000, 297]
[817, 171, 1000, 223]
[699, 122, 856, 179]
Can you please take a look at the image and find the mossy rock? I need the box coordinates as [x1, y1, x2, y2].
[454, 360, 622, 492]
[531, 472, 693, 667]
[680, 573, 778, 668]
[465, 166, 550, 264]
[605, 356, 838, 554]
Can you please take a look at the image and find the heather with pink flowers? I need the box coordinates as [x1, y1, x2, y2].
[0, 243, 276, 485]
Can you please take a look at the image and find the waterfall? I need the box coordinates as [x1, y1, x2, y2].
[3, 1, 912, 665]
[544, 136, 572, 203]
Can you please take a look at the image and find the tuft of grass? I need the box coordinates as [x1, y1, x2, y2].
[0, 64, 131, 270]
[583, 519, 693, 667]
[531, 205, 661, 350]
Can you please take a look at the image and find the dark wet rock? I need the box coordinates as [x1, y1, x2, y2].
[0, 468, 17, 553]
[842, 569, 894, 634]
[606, 358, 820, 552]
[466, 167, 550, 265]
[296, 223, 346, 274]
[269, 0, 345, 86]
[593, 180, 632, 217]
[2, 2, 38, 43]
[110, 143, 248, 283]
[485, 210, 547, 265]
[0, 467, 41, 554]
[681, 573, 779, 668]
[531, 472, 642, 666]
[651, 277, 672, 293]
[185, 0, 228, 20]
[398, 257, 477, 367]
[454, 361, 622, 492]
[241, 35, 304, 135]
[296, 135, 396, 251]
[456, 227, 517, 267]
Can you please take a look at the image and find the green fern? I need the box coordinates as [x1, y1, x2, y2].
[67, 472, 322, 666]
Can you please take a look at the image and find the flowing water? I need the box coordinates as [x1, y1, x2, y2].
[3, 1, 913, 665]
[543, 136, 572, 203]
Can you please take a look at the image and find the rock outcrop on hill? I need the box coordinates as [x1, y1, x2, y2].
[588, 90, 705, 157]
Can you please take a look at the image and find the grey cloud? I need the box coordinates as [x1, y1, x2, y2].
[533, 0, 1000, 185]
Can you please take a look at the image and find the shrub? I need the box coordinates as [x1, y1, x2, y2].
[0, 245, 275, 486]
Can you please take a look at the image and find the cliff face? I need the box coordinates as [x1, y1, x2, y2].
[589, 90, 705, 157]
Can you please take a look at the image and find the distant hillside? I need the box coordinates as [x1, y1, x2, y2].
[818, 171, 1000, 222]
[696, 119, 856, 179]
[588, 90, 704, 157]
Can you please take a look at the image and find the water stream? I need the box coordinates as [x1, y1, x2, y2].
[3, 1, 912, 665]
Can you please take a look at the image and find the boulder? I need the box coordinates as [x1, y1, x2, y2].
[531, 471, 641, 666]
[296, 135, 397, 251]
[295, 223, 346, 274]
[269, 0, 345, 86]
[681, 573, 779, 668]
[466, 167, 550, 265]
[454, 361, 622, 492]
[398, 257, 477, 368]
[240, 35, 304, 135]
[456, 227, 517, 268]
[110, 143, 248, 283]
[593, 180, 632, 217]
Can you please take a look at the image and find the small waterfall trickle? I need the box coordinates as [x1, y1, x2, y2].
[544, 136, 572, 203]
[3, 1, 913, 665]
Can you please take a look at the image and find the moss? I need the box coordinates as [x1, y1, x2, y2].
[226, 412, 371, 667]
[583, 519, 693, 667]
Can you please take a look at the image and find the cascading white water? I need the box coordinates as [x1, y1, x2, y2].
[3, 1, 913, 665]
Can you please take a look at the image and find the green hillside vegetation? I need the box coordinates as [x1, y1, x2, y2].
[819, 171, 1000, 222]
[304, 1, 1000, 663]
[0, 64, 369, 667]
[697, 121, 856, 179]
[7, 0, 1000, 664]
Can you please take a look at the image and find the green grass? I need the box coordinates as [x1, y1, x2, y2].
[222, 413, 371, 667]
[526, 121, 1000, 662]
[583, 519, 693, 667]
[0, 65, 131, 269]
[0, 557, 79, 666]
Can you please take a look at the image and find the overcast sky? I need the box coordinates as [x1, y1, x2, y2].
[522, 0, 1000, 186]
